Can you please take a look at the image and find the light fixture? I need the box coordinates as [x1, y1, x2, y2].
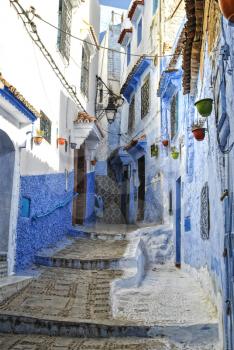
[95, 76, 124, 124]
[105, 95, 118, 124]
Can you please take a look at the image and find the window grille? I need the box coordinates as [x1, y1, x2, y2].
[40, 111, 52, 144]
[128, 96, 135, 132]
[171, 93, 179, 139]
[57, 0, 72, 62]
[141, 75, 150, 119]
[80, 47, 90, 97]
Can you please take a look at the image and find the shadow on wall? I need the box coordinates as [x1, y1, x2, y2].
[0, 130, 15, 253]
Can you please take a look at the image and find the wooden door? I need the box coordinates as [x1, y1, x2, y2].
[73, 145, 86, 225]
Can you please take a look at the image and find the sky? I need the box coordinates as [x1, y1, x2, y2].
[99, 0, 131, 9]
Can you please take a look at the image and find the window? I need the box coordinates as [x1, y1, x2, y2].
[137, 18, 142, 46]
[141, 74, 150, 119]
[153, 0, 158, 14]
[128, 96, 135, 132]
[80, 46, 90, 97]
[57, 0, 72, 62]
[127, 42, 131, 66]
[171, 93, 179, 139]
[40, 111, 52, 144]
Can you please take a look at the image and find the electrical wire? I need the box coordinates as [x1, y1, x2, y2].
[34, 13, 178, 60]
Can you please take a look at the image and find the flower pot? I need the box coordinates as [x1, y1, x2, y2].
[218, 0, 234, 22]
[171, 151, 179, 160]
[33, 136, 43, 145]
[91, 160, 97, 166]
[192, 128, 206, 141]
[162, 140, 169, 147]
[194, 98, 213, 117]
[57, 137, 66, 145]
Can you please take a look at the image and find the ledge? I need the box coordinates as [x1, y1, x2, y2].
[118, 28, 133, 46]
[128, 0, 144, 22]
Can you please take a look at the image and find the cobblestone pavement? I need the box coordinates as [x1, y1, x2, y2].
[0, 231, 220, 349]
[40, 239, 129, 260]
[114, 264, 217, 326]
[0, 268, 122, 321]
[0, 334, 218, 349]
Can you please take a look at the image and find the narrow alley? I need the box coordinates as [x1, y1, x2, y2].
[0, 0, 234, 349]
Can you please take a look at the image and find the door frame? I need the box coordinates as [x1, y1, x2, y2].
[175, 177, 182, 268]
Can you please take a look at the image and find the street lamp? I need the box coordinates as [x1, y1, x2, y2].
[105, 95, 117, 124]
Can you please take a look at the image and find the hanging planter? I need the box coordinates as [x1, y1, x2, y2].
[218, 0, 234, 22]
[57, 137, 66, 146]
[33, 129, 44, 145]
[194, 98, 213, 117]
[33, 136, 43, 145]
[171, 147, 179, 160]
[162, 140, 169, 147]
[192, 125, 206, 141]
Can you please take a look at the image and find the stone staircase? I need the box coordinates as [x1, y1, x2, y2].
[0, 225, 219, 349]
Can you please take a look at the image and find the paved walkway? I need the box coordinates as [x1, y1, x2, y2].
[0, 227, 220, 349]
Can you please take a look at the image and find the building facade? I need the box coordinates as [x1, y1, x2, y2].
[0, 0, 101, 274]
[157, 0, 234, 348]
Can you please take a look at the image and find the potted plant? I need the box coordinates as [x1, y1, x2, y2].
[194, 98, 213, 117]
[162, 140, 169, 147]
[33, 129, 44, 145]
[218, 0, 234, 22]
[192, 122, 206, 141]
[57, 137, 66, 146]
[171, 147, 179, 160]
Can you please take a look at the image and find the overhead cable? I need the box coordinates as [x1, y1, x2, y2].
[9, 0, 86, 112]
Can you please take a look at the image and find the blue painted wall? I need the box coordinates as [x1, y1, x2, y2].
[85, 171, 96, 225]
[15, 172, 74, 272]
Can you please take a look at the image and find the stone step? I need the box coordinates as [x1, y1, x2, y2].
[34, 238, 129, 270]
[35, 255, 121, 270]
[0, 313, 218, 343]
[69, 229, 126, 241]
[0, 333, 217, 350]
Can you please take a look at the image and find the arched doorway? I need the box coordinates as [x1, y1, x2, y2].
[0, 130, 15, 256]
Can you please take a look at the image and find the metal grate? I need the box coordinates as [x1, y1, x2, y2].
[57, 0, 72, 62]
[200, 182, 210, 240]
[141, 74, 150, 119]
[128, 96, 135, 132]
[40, 111, 52, 144]
[171, 93, 179, 139]
[80, 47, 90, 97]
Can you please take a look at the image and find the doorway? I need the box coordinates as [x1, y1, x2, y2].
[0, 130, 15, 255]
[175, 177, 182, 268]
[137, 156, 145, 221]
[73, 144, 87, 225]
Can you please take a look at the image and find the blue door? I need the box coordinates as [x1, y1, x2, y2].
[176, 177, 181, 268]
